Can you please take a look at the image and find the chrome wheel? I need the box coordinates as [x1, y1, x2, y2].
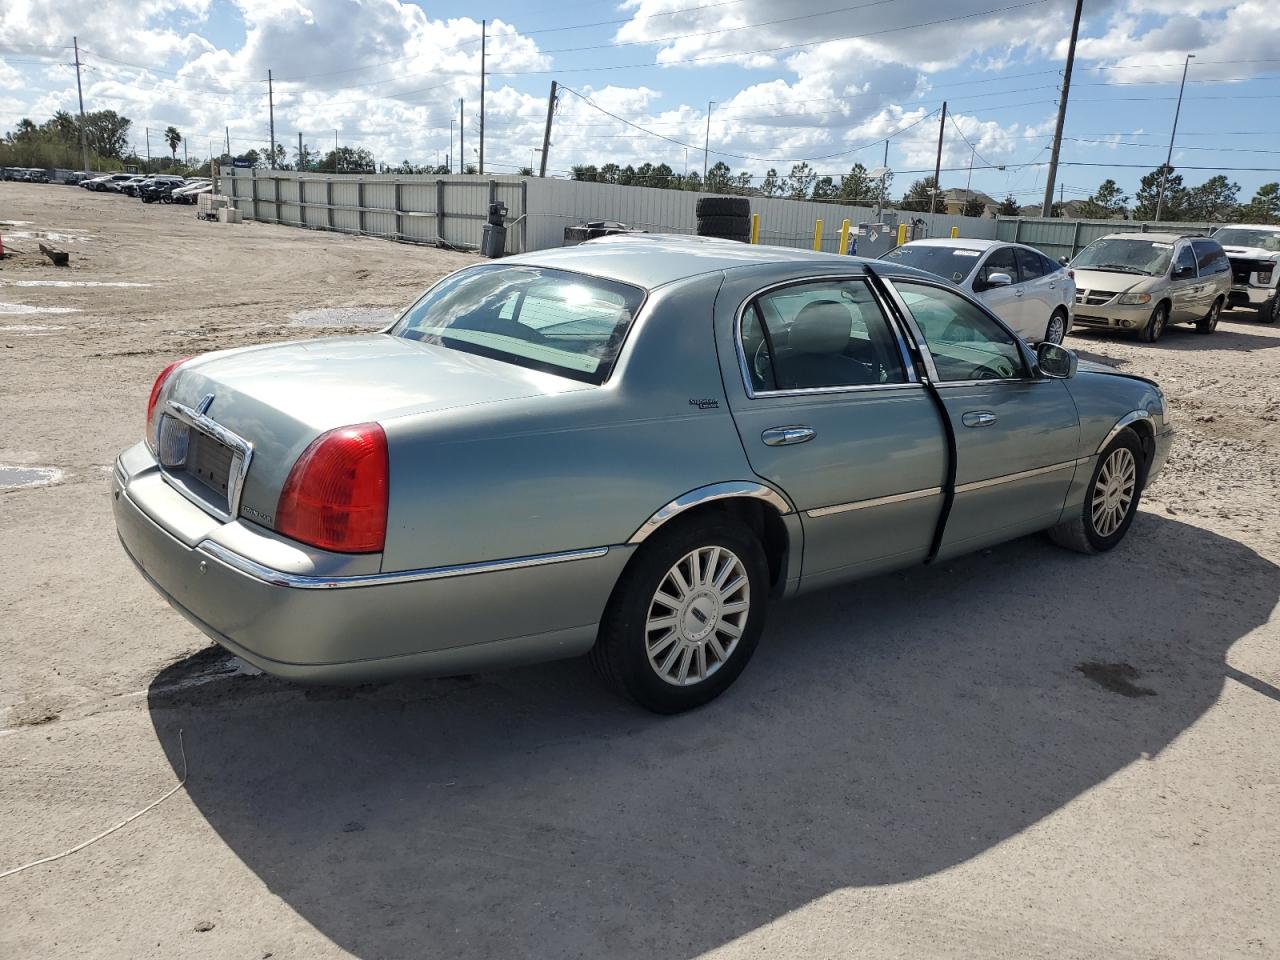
[1092, 447, 1137, 537]
[645, 546, 750, 687]
[1045, 312, 1066, 345]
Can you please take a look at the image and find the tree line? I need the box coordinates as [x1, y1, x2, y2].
[569, 157, 1280, 225]
[1, 110, 196, 174]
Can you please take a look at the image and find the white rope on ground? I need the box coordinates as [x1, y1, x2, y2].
[0, 729, 188, 880]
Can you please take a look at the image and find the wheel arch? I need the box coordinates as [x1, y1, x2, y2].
[626, 482, 798, 595]
[1098, 410, 1156, 478]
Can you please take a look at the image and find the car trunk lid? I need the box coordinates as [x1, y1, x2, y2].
[158, 334, 590, 529]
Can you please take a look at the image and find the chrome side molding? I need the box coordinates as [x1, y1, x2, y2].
[628, 481, 794, 544]
[806, 486, 943, 519]
[953, 457, 1091, 495]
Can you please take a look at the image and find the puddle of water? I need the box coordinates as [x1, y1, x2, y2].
[0, 466, 63, 489]
[0, 303, 81, 316]
[0, 324, 66, 333]
[289, 306, 399, 328]
[1, 280, 152, 288]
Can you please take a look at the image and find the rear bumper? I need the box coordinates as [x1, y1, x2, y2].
[112, 447, 628, 682]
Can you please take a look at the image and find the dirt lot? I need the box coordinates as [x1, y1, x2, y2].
[2, 181, 1278, 959]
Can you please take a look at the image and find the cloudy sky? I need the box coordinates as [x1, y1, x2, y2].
[2, 0, 1278, 202]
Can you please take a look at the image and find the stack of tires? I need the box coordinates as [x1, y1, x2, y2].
[695, 196, 751, 243]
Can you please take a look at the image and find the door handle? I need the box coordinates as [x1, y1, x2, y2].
[961, 411, 997, 428]
[762, 426, 815, 446]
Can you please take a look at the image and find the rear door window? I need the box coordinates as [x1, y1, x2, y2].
[980, 247, 1020, 285]
[743, 279, 909, 392]
[1016, 248, 1045, 281]
[1192, 240, 1229, 275]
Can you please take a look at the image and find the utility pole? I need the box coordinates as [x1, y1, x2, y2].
[1042, 0, 1084, 217]
[459, 98, 465, 174]
[183, 140, 188, 167]
[334, 129, 339, 172]
[145, 127, 151, 172]
[298, 131, 304, 171]
[1155, 53, 1195, 223]
[703, 101, 715, 179]
[225, 126, 230, 159]
[268, 69, 276, 169]
[72, 37, 89, 172]
[479, 20, 486, 176]
[539, 81, 557, 178]
[930, 102, 946, 215]
[876, 138, 888, 221]
[449, 119, 455, 173]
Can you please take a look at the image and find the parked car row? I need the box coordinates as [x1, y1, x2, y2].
[1, 166, 52, 183]
[881, 227, 1273, 344]
[81, 173, 212, 204]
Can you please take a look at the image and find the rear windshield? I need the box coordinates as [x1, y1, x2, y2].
[879, 244, 983, 284]
[1072, 238, 1173, 276]
[1212, 228, 1280, 252]
[391, 265, 645, 385]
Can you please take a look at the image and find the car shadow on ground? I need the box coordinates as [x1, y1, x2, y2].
[147, 514, 1279, 959]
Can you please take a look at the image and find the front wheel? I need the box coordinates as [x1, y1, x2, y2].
[1138, 303, 1168, 343]
[591, 517, 769, 713]
[1262, 294, 1280, 325]
[1049, 430, 1144, 554]
[1044, 309, 1068, 345]
[1195, 297, 1222, 334]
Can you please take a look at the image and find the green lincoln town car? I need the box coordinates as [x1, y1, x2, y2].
[113, 234, 1172, 712]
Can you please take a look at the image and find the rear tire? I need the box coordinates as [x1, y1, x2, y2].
[1048, 429, 1145, 555]
[591, 517, 769, 713]
[1195, 297, 1222, 334]
[1138, 302, 1168, 343]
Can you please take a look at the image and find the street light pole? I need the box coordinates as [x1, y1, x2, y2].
[1155, 53, 1195, 223]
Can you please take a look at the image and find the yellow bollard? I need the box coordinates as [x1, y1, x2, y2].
[838, 219, 851, 255]
[950, 226, 959, 238]
[896, 223, 908, 246]
[750, 213, 760, 245]
[813, 219, 823, 251]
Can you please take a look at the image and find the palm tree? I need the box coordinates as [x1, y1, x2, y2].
[164, 126, 182, 161]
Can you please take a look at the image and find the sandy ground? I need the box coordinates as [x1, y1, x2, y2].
[1, 182, 1278, 959]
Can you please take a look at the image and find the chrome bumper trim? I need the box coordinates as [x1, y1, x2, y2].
[198, 540, 611, 590]
[807, 486, 943, 519]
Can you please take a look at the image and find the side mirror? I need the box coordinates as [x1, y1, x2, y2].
[1058, 256, 1070, 266]
[1173, 265, 1195, 281]
[985, 271, 1013, 288]
[1037, 341, 1077, 379]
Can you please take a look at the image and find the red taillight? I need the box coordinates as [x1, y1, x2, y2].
[276, 423, 388, 554]
[146, 357, 190, 446]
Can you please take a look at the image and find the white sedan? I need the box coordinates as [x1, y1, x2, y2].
[879, 239, 1076, 344]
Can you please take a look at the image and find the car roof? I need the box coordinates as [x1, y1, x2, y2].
[1219, 223, 1280, 232]
[505, 233, 938, 289]
[897, 237, 1001, 252]
[1096, 231, 1201, 244]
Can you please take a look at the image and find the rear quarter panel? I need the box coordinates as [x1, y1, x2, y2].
[379, 273, 762, 571]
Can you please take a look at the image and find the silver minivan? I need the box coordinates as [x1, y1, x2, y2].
[1069, 233, 1231, 342]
